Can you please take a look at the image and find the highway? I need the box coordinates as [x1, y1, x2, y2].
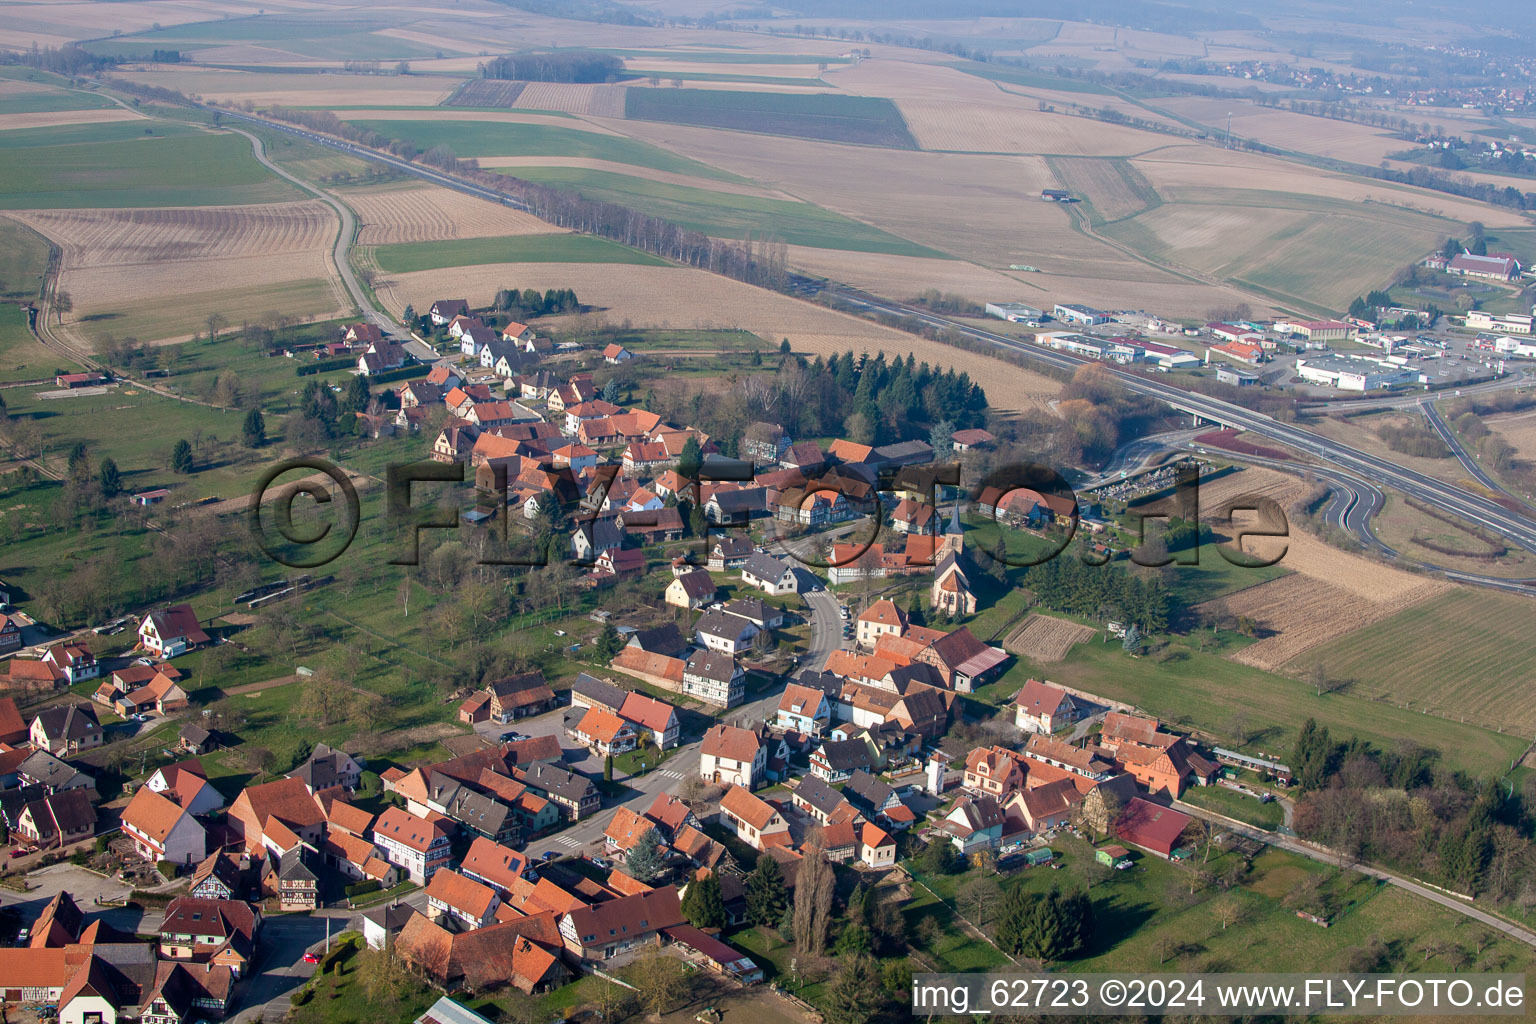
[823, 285, 1536, 558]
[205, 106, 1536, 569]
[1419, 398, 1515, 500]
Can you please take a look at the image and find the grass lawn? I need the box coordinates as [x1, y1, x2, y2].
[153, 317, 360, 413]
[70, 277, 346, 349]
[344, 119, 746, 182]
[0, 302, 81, 383]
[1040, 634, 1526, 778]
[0, 89, 117, 116]
[500, 166, 945, 258]
[0, 124, 301, 208]
[1179, 784, 1285, 830]
[1298, 587, 1536, 736]
[368, 234, 669, 274]
[0, 218, 53, 303]
[2, 384, 275, 500]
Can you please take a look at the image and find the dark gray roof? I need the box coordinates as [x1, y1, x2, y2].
[721, 597, 773, 623]
[279, 846, 318, 883]
[626, 624, 686, 657]
[671, 569, 717, 601]
[792, 775, 844, 817]
[817, 739, 876, 773]
[844, 770, 895, 813]
[32, 703, 99, 742]
[19, 750, 93, 791]
[795, 670, 843, 698]
[684, 649, 738, 682]
[694, 610, 756, 641]
[741, 552, 791, 582]
[518, 761, 594, 803]
[179, 722, 212, 744]
[435, 780, 513, 836]
[363, 902, 417, 932]
[889, 662, 946, 691]
[572, 673, 627, 712]
[711, 536, 753, 557]
[289, 743, 358, 791]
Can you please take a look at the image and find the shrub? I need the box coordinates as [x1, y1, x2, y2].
[345, 879, 381, 898]
[156, 861, 177, 881]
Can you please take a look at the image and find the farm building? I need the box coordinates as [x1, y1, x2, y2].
[1040, 188, 1072, 202]
[1113, 798, 1190, 859]
[1445, 252, 1521, 281]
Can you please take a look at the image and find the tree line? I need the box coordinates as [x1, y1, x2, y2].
[1015, 547, 1174, 633]
[1291, 718, 1534, 907]
[481, 52, 624, 83]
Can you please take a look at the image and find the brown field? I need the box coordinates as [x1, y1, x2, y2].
[1202, 572, 1447, 671]
[624, 60, 828, 79]
[1485, 407, 1536, 462]
[1004, 613, 1097, 662]
[1305, 413, 1482, 492]
[0, 108, 146, 131]
[109, 70, 455, 108]
[1131, 144, 1527, 227]
[376, 261, 1060, 413]
[1156, 97, 1410, 166]
[513, 83, 628, 118]
[606, 118, 1261, 316]
[784, 246, 1047, 303]
[344, 182, 562, 244]
[1195, 465, 1455, 602]
[1049, 157, 1156, 222]
[6, 202, 348, 345]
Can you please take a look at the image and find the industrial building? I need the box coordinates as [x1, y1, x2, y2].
[984, 302, 1045, 322]
[1294, 356, 1414, 392]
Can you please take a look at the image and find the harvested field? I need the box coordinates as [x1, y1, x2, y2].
[1200, 572, 1445, 671]
[1047, 157, 1159, 223]
[332, 108, 626, 135]
[785, 246, 1046, 305]
[376, 261, 1059, 413]
[9, 201, 348, 345]
[1003, 613, 1096, 662]
[1295, 587, 1536, 734]
[897, 99, 1157, 155]
[516, 82, 628, 118]
[607, 119, 1260, 316]
[1155, 97, 1414, 167]
[7, 201, 336, 271]
[0, 108, 145, 132]
[446, 80, 526, 108]
[1486, 407, 1536, 462]
[344, 182, 561, 244]
[1194, 465, 1450, 603]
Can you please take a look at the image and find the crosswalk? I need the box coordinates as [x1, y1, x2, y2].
[656, 769, 686, 780]
[552, 835, 582, 848]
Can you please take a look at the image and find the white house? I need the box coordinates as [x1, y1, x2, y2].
[122, 786, 207, 865]
[693, 610, 760, 655]
[373, 807, 452, 884]
[740, 553, 798, 596]
[700, 724, 766, 790]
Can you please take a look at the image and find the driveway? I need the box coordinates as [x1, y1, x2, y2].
[472, 706, 602, 775]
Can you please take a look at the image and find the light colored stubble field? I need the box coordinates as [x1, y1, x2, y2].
[1203, 571, 1448, 671]
[513, 82, 628, 118]
[1004, 613, 1097, 662]
[0, 108, 147, 131]
[605, 117, 1259, 316]
[376, 261, 1061, 413]
[6, 200, 349, 345]
[344, 181, 564, 245]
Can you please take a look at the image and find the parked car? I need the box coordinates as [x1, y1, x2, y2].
[302, 952, 321, 964]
